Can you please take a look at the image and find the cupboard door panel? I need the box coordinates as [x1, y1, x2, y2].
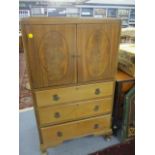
[22, 24, 77, 89]
[77, 23, 120, 83]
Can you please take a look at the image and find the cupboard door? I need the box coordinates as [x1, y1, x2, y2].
[22, 24, 77, 89]
[77, 23, 120, 83]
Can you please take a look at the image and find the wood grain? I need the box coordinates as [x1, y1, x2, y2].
[41, 114, 111, 146]
[38, 98, 113, 126]
[116, 70, 134, 82]
[77, 23, 121, 83]
[20, 18, 121, 151]
[21, 24, 77, 89]
[35, 81, 114, 107]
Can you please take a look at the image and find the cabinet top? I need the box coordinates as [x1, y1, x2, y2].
[20, 17, 121, 25]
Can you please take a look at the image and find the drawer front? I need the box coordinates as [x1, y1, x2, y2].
[38, 98, 112, 126]
[41, 114, 111, 145]
[35, 81, 114, 107]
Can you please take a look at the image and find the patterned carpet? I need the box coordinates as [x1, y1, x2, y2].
[19, 53, 33, 109]
[89, 139, 135, 155]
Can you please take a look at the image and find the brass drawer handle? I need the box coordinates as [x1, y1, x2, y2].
[53, 94, 60, 101]
[95, 88, 101, 95]
[94, 105, 99, 111]
[94, 124, 99, 129]
[54, 112, 60, 118]
[57, 131, 63, 137]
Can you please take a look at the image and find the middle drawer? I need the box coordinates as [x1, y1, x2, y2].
[38, 98, 112, 126]
[35, 81, 113, 107]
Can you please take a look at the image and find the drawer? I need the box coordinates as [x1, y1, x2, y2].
[38, 98, 112, 126]
[41, 114, 111, 145]
[35, 81, 114, 107]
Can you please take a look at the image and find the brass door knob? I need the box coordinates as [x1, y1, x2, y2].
[54, 112, 60, 118]
[95, 88, 101, 95]
[57, 131, 63, 137]
[53, 94, 60, 101]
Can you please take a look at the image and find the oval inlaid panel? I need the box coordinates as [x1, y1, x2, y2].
[39, 31, 68, 82]
[86, 30, 110, 78]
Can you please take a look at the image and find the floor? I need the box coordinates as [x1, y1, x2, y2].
[19, 108, 120, 155]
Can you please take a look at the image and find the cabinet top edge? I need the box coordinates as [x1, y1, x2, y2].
[20, 17, 121, 25]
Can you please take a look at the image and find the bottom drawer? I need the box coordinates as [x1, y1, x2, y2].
[41, 114, 111, 145]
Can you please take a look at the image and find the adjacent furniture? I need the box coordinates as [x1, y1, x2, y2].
[21, 17, 121, 154]
[112, 70, 135, 141]
[121, 87, 135, 141]
[118, 43, 135, 77]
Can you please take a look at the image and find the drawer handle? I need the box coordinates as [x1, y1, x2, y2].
[94, 124, 99, 129]
[95, 88, 101, 95]
[54, 112, 60, 118]
[94, 105, 99, 111]
[57, 131, 63, 137]
[53, 94, 60, 101]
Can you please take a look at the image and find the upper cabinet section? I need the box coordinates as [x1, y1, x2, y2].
[77, 23, 120, 83]
[21, 18, 121, 89]
[22, 24, 77, 89]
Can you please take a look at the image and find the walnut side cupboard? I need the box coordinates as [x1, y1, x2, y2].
[21, 17, 121, 154]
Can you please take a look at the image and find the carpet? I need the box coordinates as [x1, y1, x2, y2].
[19, 109, 120, 155]
[19, 53, 33, 109]
[89, 139, 135, 155]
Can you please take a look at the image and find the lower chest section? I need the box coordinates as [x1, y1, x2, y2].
[34, 81, 114, 147]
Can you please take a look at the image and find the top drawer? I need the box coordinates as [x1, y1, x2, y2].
[35, 81, 114, 107]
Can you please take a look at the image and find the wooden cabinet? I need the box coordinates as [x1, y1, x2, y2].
[21, 17, 121, 154]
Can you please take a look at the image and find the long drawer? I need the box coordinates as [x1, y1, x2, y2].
[41, 114, 111, 145]
[35, 81, 114, 107]
[38, 98, 112, 126]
